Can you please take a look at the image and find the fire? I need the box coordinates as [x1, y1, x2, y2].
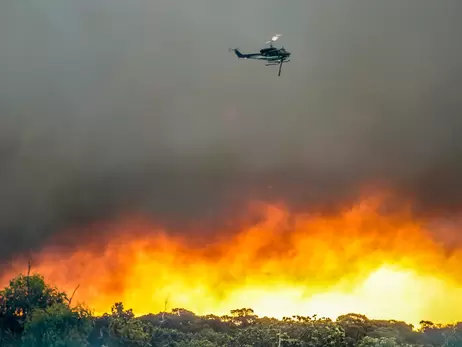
[3, 195, 462, 327]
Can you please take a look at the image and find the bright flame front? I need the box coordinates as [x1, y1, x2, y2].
[3, 195, 462, 327]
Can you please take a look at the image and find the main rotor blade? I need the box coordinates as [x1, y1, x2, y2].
[272, 34, 282, 41]
[266, 34, 282, 44]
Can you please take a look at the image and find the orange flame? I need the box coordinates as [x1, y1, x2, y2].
[3, 195, 462, 326]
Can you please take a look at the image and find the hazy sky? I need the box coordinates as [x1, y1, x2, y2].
[1, 0, 462, 258]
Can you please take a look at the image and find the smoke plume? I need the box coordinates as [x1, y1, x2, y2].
[1, 0, 462, 259]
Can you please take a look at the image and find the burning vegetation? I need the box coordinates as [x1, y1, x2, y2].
[2, 193, 462, 338]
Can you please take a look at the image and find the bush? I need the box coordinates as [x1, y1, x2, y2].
[21, 302, 93, 347]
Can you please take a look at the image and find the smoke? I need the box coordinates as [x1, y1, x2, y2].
[1, 0, 462, 258]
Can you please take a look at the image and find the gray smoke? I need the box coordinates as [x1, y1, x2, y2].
[1, 0, 462, 258]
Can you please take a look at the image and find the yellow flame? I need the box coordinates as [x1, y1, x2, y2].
[2, 196, 462, 327]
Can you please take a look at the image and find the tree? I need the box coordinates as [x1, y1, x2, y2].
[101, 302, 151, 347]
[0, 273, 68, 340]
[357, 336, 421, 347]
[230, 308, 258, 327]
[21, 302, 93, 347]
[337, 313, 372, 346]
[282, 315, 347, 347]
[232, 324, 279, 346]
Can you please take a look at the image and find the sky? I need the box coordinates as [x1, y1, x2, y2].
[1, 0, 462, 259]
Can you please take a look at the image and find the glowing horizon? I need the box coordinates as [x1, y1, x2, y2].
[3, 195, 462, 327]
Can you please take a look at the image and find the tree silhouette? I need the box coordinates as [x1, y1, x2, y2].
[0, 270, 461, 347]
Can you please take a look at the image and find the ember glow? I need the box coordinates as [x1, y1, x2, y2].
[3, 195, 462, 327]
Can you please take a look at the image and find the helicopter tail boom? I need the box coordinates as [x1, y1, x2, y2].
[231, 49, 245, 58]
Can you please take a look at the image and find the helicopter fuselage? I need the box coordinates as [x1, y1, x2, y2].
[232, 48, 290, 62]
[230, 35, 290, 76]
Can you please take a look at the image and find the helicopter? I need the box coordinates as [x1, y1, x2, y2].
[229, 34, 291, 76]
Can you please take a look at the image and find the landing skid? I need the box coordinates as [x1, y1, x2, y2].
[265, 60, 290, 76]
[265, 60, 290, 66]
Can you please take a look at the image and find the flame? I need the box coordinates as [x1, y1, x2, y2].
[3, 195, 462, 327]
